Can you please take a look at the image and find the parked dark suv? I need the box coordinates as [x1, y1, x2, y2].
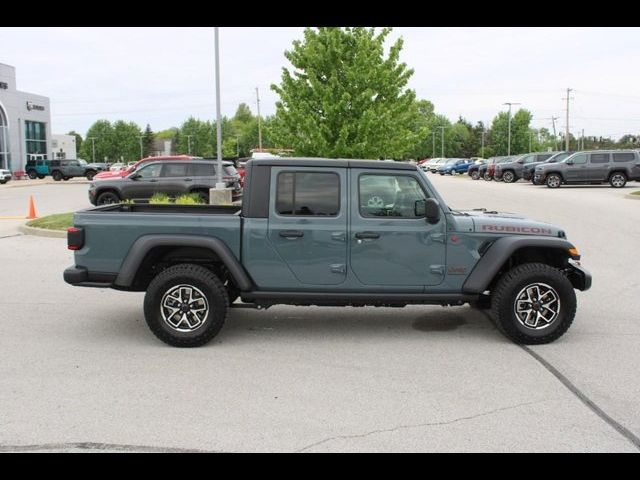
[88, 159, 243, 205]
[534, 150, 640, 188]
[494, 152, 558, 183]
[524, 152, 572, 183]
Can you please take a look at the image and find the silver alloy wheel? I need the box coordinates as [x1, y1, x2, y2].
[547, 174, 561, 188]
[503, 171, 514, 183]
[513, 282, 561, 330]
[160, 284, 210, 333]
[471, 171, 479, 180]
[611, 174, 626, 187]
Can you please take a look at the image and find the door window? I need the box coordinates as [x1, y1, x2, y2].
[613, 152, 635, 162]
[136, 163, 163, 179]
[276, 172, 340, 216]
[359, 174, 427, 218]
[589, 153, 609, 164]
[162, 163, 189, 177]
[569, 154, 587, 165]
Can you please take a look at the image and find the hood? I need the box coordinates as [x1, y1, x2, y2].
[94, 169, 132, 180]
[459, 209, 564, 237]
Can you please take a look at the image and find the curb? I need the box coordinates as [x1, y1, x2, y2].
[18, 224, 67, 238]
[4, 180, 89, 189]
[626, 192, 640, 200]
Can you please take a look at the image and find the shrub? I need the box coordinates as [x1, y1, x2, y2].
[175, 193, 205, 205]
[149, 192, 171, 204]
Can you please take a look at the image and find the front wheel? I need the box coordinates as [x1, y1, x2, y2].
[546, 173, 562, 188]
[144, 264, 229, 347]
[491, 263, 576, 344]
[483, 172, 492, 181]
[471, 171, 480, 180]
[52, 171, 63, 181]
[27, 170, 38, 180]
[96, 191, 120, 205]
[502, 171, 516, 183]
[86, 170, 96, 181]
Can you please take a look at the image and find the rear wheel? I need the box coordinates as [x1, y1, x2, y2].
[609, 172, 627, 188]
[27, 170, 38, 180]
[491, 263, 576, 344]
[483, 172, 492, 181]
[51, 171, 63, 181]
[144, 264, 228, 347]
[546, 173, 562, 188]
[471, 171, 480, 180]
[96, 191, 120, 205]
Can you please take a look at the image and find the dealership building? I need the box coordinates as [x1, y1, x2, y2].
[0, 62, 52, 172]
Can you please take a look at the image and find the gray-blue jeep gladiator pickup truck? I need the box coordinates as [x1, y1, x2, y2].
[64, 158, 591, 347]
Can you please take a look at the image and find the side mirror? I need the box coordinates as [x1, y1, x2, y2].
[566, 160, 574, 165]
[130, 174, 142, 180]
[415, 198, 441, 224]
[517, 160, 524, 164]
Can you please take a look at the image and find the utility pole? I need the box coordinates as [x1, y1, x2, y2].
[256, 87, 263, 151]
[563, 88, 573, 151]
[503, 102, 521, 156]
[481, 127, 485, 158]
[214, 27, 223, 188]
[437, 126, 448, 158]
[546, 116, 559, 150]
[236, 136, 240, 158]
[88, 136, 97, 162]
[138, 136, 144, 159]
[432, 131, 436, 157]
[581, 128, 584, 150]
[186, 135, 194, 155]
[529, 131, 533, 153]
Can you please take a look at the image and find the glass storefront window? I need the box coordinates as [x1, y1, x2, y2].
[0, 107, 9, 169]
[25, 120, 47, 162]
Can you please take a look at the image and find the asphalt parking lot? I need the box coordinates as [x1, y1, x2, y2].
[0, 175, 639, 452]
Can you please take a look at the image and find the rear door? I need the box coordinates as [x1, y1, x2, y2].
[587, 153, 611, 181]
[267, 166, 348, 285]
[157, 162, 190, 197]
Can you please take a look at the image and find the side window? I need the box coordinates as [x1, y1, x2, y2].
[569, 154, 587, 165]
[276, 172, 340, 216]
[190, 163, 215, 177]
[162, 163, 189, 177]
[359, 174, 427, 218]
[521, 155, 535, 164]
[589, 153, 609, 164]
[137, 163, 163, 179]
[537, 154, 552, 162]
[613, 152, 635, 163]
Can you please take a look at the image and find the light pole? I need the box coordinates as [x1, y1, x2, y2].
[88, 136, 97, 162]
[186, 135, 194, 155]
[503, 102, 521, 156]
[437, 126, 448, 158]
[481, 127, 486, 158]
[236, 136, 240, 158]
[432, 131, 436, 157]
[214, 27, 223, 188]
[255, 87, 262, 151]
[138, 136, 144, 159]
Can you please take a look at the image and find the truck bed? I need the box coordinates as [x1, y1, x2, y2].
[72, 203, 243, 276]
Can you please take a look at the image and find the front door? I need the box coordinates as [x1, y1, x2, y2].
[564, 153, 588, 182]
[123, 162, 162, 199]
[350, 170, 446, 287]
[267, 167, 348, 285]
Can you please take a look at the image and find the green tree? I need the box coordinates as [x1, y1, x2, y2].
[142, 124, 154, 158]
[112, 120, 143, 162]
[81, 120, 115, 162]
[270, 27, 420, 158]
[489, 109, 533, 156]
[67, 131, 83, 157]
[233, 103, 253, 124]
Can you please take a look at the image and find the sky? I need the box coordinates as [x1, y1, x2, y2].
[1, 26, 640, 140]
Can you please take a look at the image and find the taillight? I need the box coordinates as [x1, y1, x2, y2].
[67, 227, 84, 251]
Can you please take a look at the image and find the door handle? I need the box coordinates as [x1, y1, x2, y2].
[355, 232, 380, 240]
[149, 179, 158, 183]
[184, 178, 193, 181]
[279, 230, 304, 238]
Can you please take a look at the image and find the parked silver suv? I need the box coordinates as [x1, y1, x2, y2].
[0, 169, 12, 184]
[534, 150, 640, 188]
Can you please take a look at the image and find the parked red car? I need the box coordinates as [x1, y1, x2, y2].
[93, 155, 200, 181]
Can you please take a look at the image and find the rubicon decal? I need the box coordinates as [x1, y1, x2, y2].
[482, 225, 552, 235]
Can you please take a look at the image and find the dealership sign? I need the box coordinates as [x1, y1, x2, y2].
[26, 101, 45, 111]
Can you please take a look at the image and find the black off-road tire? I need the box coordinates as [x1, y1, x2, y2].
[52, 170, 63, 181]
[491, 263, 576, 344]
[471, 171, 480, 180]
[144, 264, 229, 347]
[483, 172, 492, 181]
[27, 170, 38, 180]
[86, 170, 97, 181]
[37, 174, 45, 179]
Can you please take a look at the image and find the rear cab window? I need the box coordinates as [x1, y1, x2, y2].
[276, 171, 340, 216]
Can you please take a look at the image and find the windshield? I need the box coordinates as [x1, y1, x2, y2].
[547, 152, 570, 163]
[445, 159, 457, 165]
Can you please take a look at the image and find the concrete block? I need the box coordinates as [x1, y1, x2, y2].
[209, 187, 233, 205]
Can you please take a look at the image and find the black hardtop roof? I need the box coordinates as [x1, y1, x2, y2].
[247, 157, 417, 171]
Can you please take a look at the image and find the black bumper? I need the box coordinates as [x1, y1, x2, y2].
[567, 262, 592, 291]
[64, 266, 116, 288]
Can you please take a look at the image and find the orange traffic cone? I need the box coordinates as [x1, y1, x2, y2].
[26, 196, 38, 220]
